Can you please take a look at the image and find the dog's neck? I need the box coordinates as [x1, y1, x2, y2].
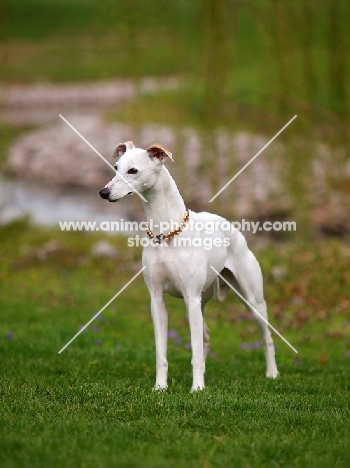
[142, 166, 186, 232]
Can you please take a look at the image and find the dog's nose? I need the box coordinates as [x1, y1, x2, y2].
[99, 187, 110, 199]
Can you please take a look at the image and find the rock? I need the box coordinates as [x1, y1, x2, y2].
[2, 78, 348, 238]
[36, 240, 62, 260]
[270, 266, 287, 282]
[91, 240, 118, 258]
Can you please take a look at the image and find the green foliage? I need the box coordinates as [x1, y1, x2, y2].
[0, 0, 199, 81]
[1, 0, 349, 125]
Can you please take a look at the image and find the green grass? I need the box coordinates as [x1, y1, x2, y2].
[1, 221, 350, 467]
[1, 0, 348, 120]
[0, 0, 197, 82]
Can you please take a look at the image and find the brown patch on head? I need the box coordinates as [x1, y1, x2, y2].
[146, 143, 174, 162]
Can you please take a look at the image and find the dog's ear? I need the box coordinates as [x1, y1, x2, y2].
[113, 141, 135, 159]
[146, 143, 174, 164]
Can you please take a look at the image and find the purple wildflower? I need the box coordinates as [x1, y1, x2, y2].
[240, 342, 251, 350]
[167, 329, 178, 339]
[94, 340, 102, 346]
[92, 312, 104, 321]
[93, 325, 99, 332]
[115, 344, 122, 351]
[208, 349, 218, 359]
[241, 342, 263, 350]
[184, 342, 192, 350]
[345, 351, 350, 359]
[174, 336, 182, 344]
[294, 358, 301, 365]
[6, 332, 13, 340]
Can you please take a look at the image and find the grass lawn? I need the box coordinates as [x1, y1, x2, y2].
[1, 221, 349, 467]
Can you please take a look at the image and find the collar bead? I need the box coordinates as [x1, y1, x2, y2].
[146, 207, 189, 244]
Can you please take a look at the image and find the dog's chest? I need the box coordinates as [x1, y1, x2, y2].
[146, 245, 194, 297]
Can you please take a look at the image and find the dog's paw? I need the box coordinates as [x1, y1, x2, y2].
[190, 385, 205, 393]
[266, 371, 280, 379]
[153, 383, 168, 391]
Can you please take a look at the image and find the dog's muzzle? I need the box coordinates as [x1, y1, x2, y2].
[99, 187, 110, 199]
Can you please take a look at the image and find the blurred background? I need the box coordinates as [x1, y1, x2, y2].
[1, 4, 350, 463]
[0, 0, 349, 237]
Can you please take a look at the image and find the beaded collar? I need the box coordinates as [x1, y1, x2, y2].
[146, 207, 189, 244]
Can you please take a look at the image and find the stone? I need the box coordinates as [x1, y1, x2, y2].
[91, 240, 118, 258]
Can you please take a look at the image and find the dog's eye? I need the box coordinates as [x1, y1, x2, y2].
[127, 168, 138, 175]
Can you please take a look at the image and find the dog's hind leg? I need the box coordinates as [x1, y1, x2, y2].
[246, 296, 279, 379]
[201, 286, 215, 360]
[225, 234, 279, 378]
[202, 302, 210, 360]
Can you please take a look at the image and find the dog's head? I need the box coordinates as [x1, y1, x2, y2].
[99, 141, 173, 202]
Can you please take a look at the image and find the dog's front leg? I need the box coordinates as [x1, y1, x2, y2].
[186, 296, 205, 391]
[150, 291, 168, 390]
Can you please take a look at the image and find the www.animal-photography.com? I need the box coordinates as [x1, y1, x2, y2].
[1, 1, 349, 467]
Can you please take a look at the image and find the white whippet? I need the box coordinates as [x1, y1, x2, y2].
[99, 141, 278, 391]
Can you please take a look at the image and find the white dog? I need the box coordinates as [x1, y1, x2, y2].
[99, 141, 278, 391]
